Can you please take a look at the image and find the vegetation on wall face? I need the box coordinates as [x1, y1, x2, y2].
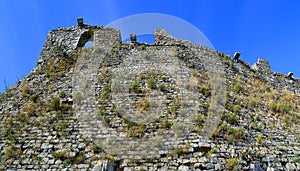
[0, 26, 300, 170]
[94, 51, 300, 154]
[208, 69, 300, 143]
[39, 49, 78, 78]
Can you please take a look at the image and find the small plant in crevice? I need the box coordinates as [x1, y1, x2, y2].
[191, 70, 197, 77]
[52, 150, 67, 159]
[5, 115, 13, 126]
[147, 77, 156, 89]
[234, 83, 243, 94]
[160, 75, 167, 81]
[170, 143, 191, 156]
[222, 112, 238, 124]
[141, 45, 146, 51]
[135, 97, 151, 112]
[16, 111, 29, 124]
[226, 127, 245, 144]
[226, 157, 239, 169]
[4, 126, 16, 143]
[127, 123, 146, 138]
[248, 98, 260, 107]
[91, 143, 103, 153]
[255, 134, 267, 147]
[210, 119, 229, 138]
[224, 91, 230, 105]
[104, 116, 111, 125]
[206, 148, 217, 158]
[268, 102, 292, 114]
[249, 121, 257, 130]
[29, 94, 39, 103]
[233, 105, 241, 114]
[161, 118, 173, 129]
[293, 156, 299, 163]
[254, 115, 260, 121]
[265, 85, 271, 92]
[23, 102, 38, 116]
[277, 146, 286, 152]
[50, 97, 60, 111]
[131, 80, 140, 93]
[200, 86, 210, 97]
[5, 145, 22, 158]
[72, 151, 86, 164]
[157, 83, 166, 91]
[21, 84, 30, 97]
[59, 91, 66, 98]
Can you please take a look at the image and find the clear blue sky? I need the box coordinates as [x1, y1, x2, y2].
[0, 0, 299, 92]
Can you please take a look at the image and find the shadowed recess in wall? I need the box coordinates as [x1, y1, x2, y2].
[76, 30, 93, 48]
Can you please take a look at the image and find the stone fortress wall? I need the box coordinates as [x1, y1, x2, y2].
[1, 18, 299, 170]
[37, 18, 299, 95]
[37, 19, 299, 170]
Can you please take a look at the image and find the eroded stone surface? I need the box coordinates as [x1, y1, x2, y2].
[0, 21, 299, 170]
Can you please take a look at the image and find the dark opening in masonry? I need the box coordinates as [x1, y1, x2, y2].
[77, 30, 93, 48]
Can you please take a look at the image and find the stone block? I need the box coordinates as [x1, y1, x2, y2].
[130, 34, 137, 43]
[77, 17, 84, 26]
[233, 52, 241, 60]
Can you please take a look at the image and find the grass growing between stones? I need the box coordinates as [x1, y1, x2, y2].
[226, 127, 245, 144]
[255, 134, 267, 147]
[293, 156, 299, 163]
[1, 39, 299, 170]
[5, 145, 22, 158]
[226, 157, 239, 169]
[52, 150, 67, 159]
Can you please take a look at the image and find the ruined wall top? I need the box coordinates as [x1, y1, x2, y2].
[36, 18, 121, 69]
[250, 58, 299, 94]
[251, 58, 272, 79]
[35, 18, 299, 94]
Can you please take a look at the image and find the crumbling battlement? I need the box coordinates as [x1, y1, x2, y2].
[251, 58, 272, 79]
[251, 58, 300, 94]
[36, 21, 121, 69]
[36, 18, 299, 95]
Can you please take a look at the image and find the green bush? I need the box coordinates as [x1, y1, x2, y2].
[147, 77, 156, 89]
[91, 144, 102, 153]
[227, 113, 238, 124]
[234, 83, 243, 93]
[268, 102, 278, 112]
[268, 103, 291, 113]
[162, 119, 172, 129]
[104, 116, 111, 124]
[158, 83, 166, 91]
[293, 156, 299, 163]
[29, 94, 39, 103]
[265, 85, 271, 92]
[141, 45, 146, 51]
[255, 134, 266, 146]
[233, 105, 241, 114]
[248, 99, 260, 107]
[200, 86, 210, 97]
[50, 97, 60, 111]
[131, 81, 139, 92]
[227, 127, 244, 144]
